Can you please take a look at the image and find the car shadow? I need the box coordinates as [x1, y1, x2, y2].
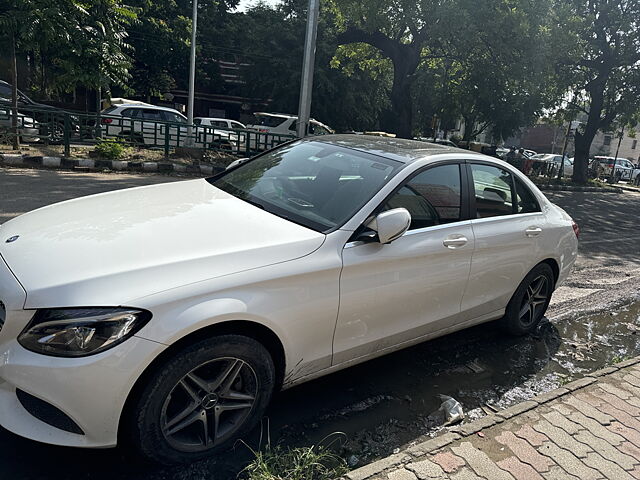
[0, 318, 561, 480]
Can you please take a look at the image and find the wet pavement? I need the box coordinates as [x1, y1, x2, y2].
[0, 167, 639, 479]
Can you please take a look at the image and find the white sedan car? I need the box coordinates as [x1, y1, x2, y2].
[0, 136, 578, 464]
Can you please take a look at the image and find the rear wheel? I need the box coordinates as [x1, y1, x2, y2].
[127, 335, 275, 465]
[500, 263, 554, 336]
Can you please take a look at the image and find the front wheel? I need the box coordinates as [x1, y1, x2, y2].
[127, 335, 275, 465]
[500, 263, 554, 336]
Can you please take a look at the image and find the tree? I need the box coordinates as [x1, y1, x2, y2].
[0, 0, 83, 148]
[328, 0, 454, 138]
[236, 1, 389, 132]
[554, 0, 640, 184]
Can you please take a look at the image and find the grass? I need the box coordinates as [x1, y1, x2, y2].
[239, 426, 349, 480]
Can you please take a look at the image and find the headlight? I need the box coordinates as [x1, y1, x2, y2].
[18, 308, 152, 357]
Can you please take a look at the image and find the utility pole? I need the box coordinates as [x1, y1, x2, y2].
[558, 121, 573, 179]
[610, 126, 624, 183]
[186, 0, 198, 146]
[296, 0, 320, 138]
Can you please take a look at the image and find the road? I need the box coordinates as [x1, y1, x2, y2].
[0, 166, 639, 479]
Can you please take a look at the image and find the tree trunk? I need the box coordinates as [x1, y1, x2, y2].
[10, 32, 19, 150]
[572, 86, 606, 184]
[337, 27, 422, 139]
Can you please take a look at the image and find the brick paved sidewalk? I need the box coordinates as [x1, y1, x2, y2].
[343, 357, 640, 480]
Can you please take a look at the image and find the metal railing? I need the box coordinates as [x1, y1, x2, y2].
[0, 103, 296, 158]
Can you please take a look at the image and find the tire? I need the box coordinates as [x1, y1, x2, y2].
[126, 335, 275, 465]
[500, 263, 554, 336]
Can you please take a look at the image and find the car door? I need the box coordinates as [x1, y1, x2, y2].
[461, 162, 546, 319]
[333, 162, 475, 365]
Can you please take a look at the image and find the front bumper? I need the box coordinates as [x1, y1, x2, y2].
[0, 336, 165, 448]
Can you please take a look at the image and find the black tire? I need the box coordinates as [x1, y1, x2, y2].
[500, 263, 554, 336]
[126, 335, 275, 465]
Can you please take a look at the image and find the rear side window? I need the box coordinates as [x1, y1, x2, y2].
[514, 177, 540, 213]
[120, 108, 139, 118]
[193, 118, 202, 125]
[102, 106, 118, 115]
[385, 164, 462, 230]
[470, 164, 514, 218]
[141, 109, 164, 121]
[253, 114, 286, 128]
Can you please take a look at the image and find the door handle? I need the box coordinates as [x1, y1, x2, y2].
[525, 226, 543, 237]
[443, 235, 468, 249]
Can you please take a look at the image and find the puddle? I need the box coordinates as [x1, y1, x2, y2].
[263, 301, 640, 469]
[1, 303, 639, 480]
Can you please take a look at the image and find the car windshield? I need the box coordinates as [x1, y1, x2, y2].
[209, 141, 403, 232]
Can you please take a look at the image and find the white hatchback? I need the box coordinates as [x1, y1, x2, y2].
[0, 136, 578, 464]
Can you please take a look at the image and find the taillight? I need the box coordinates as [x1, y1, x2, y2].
[101, 118, 112, 124]
[258, 128, 268, 133]
[572, 220, 580, 239]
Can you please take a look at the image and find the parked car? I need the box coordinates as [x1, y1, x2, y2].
[0, 80, 80, 140]
[0, 136, 578, 464]
[590, 156, 636, 182]
[246, 112, 333, 136]
[415, 137, 458, 148]
[194, 117, 246, 130]
[0, 107, 40, 142]
[530, 154, 573, 176]
[101, 104, 238, 150]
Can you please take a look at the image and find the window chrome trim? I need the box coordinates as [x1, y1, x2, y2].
[469, 211, 544, 225]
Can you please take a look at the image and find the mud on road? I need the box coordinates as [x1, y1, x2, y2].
[0, 168, 639, 480]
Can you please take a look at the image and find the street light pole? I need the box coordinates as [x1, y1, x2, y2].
[296, 0, 320, 138]
[186, 0, 198, 145]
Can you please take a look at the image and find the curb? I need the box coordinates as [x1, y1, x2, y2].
[341, 356, 640, 480]
[0, 153, 226, 177]
[536, 183, 623, 193]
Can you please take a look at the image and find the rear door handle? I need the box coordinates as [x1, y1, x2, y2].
[525, 226, 543, 237]
[443, 235, 468, 249]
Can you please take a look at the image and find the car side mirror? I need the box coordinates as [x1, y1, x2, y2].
[366, 208, 412, 244]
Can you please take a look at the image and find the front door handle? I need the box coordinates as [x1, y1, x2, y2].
[525, 226, 543, 237]
[443, 235, 468, 249]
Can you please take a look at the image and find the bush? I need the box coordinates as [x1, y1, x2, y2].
[94, 138, 128, 160]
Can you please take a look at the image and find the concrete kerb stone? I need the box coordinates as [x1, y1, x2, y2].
[450, 414, 505, 437]
[614, 358, 640, 369]
[586, 366, 620, 378]
[343, 453, 410, 480]
[497, 400, 539, 420]
[405, 433, 462, 457]
[531, 387, 570, 405]
[1, 153, 230, 176]
[562, 377, 597, 392]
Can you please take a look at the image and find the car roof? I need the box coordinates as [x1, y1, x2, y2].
[253, 112, 331, 127]
[115, 104, 183, 114]
[311, 134, 478, 164]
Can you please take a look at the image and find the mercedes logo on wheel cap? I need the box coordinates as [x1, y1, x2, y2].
[201, 393, 219, 410]
[5, 235, 19, 243]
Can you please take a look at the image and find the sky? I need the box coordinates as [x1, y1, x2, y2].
[235, 0, 280, 12]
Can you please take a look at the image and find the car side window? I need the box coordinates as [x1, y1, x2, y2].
[120, 108, 138, 118]
[470, 164, 514, 218]
[514, 177, 540, 214]
[385, 164, 462, 230]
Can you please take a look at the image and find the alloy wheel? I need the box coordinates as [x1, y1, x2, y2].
[160, 357, 258, 452]
[518, 275, 549, 327]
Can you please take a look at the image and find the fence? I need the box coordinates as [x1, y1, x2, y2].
[0, 103, 296, 158]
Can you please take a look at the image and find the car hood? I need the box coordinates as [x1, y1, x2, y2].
[0, 179, 325, 308]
